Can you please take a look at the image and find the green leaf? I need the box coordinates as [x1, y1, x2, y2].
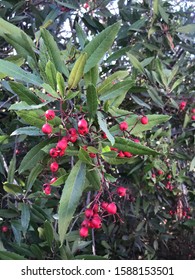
[86, 168, 101, 191]
[0, 59, 42, 86]
[20, 203, 30, 233]
[127, 53, 144, 74]
[183, 219, 195, 227]
[148, 87, 164, 109]
[54, 0, 79, 10]
[40, 28, 69, 77]
[75, 22, 87, 49]
[9, 82, 41, 105]
[17, 110, 61, 129]
[105, 47, 131, 63]
[99, 80, 134, 101]
[97, 111, 115, 146]
[18, 139, 54, 173]
[176, 24, 195, 34]
[3, 183, 22, 195]
[0, 209, 19, 218]
[45, 60, 57, 90]
[97, 71, 129, 95]
[153, 0, 159, 15]
[7, 155, 16, 184]
[26, 163, 44, 192]
[110, 114, 170, 136]
[107, 137, 159, 156]
[102, 155, 139, 165]
[0, 251, 26, 260]
[131, 95, 151, 109]
[68, 53, 87, 89]
[9, 101, 48, 111]
[0, 56, 25, 79]
[50, 174, 67, 187]
[83, 21, 121, 73]
[44, 221, 54, 249]
[11, 126, 44, 136]
[75, 255, 107, 260]
[0, 18, 36, 61]
[159, 5, 169, 23]
[87, 84, 98, 118]
[78, 148, 92, 165]
[56, 72, 65, 97]
[190, 156, 195, 172]
[84, 65, 99, 87]
[58, 161, 86, 245]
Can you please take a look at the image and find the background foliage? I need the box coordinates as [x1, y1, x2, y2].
[0, 0, 195, 260]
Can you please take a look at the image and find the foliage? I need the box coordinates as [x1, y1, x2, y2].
[0, 0, 195, 260]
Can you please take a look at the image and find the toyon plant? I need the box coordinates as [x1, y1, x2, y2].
[0, 2, 194, 260]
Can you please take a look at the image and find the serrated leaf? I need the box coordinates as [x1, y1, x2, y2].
[83, 21, 121, 73]
[0, 59, 43, 86]
[26, 163, 44, 192]
[9, 101, 49, 111]
[56, 72, 65, 97]
[11, 126, 44, 136]
[44, 221, 54, 249]
[99, 80, 134, 102]
[78, 148, 92, 165]
[110, 114, 170, 136]
[127, 53, 144, 74]
[20, 203, 30, 233]
[0, 251, 26, 260]
[87, 84, 98, 118]
[68, 53, 87, 89]
[97, 71, 129, 95]
[3, 183, 22, 195]
[58, 161, 86, 245]
[45, 60, 57, 90]
[7, 155, 16, 184]
[106, 137, 159, 155]
[97, 111, 115, 145]
[40, 28, 69, 77]
[18, 139, 54, 173]
[176, 24, 195, 34]
[86, 168, 101, 190]
[9, 82, 41, 105]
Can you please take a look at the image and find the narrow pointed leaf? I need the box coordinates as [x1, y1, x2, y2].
[58, 161, 86, 245]
[97, 111, 115, 145]
[87, 84, 98, 118]
[68, 53, 87, 89]
[127, 53, 144, 74]
[83, 21, 121, 73]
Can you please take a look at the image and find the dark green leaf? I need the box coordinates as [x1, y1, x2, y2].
[87, 84, 98, 118]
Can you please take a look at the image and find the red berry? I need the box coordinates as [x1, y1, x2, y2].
[123, 151, 133, 158]
[83, 3, 89, 9]
[57, 139, 68, 151]
[106, 203, 117, 214]
[42, 123, 52, 134]
[101, 132, 107, 139]
[140, 116, 148, 125]
[45, 110, 55, 120]
[118, 151, 125, 158]
[78, 127, 89, 135]
[89, 153, 96, 158]
[69, 128, 77, 135]
[167, 174, 172, 179]
[157, 170, 164, 175]
[81, 220, 89, 228]
[44, 185, 51, 195]
[117, 187, 127, 197]
[78, 119, 88, 129]
[50, 162, 59, 172]
[191, 108, 195, 114]
[49, 148, 58, 158]
[92, 204, 99, 213]
[85, 208, 94, 219]
[134, 139, 140, 143]
[119, 121, 128, 131]
[1, 226, 8, 233]
[90, 216, 102, 229]
[69, 134, 78, 143]
[101, 201, 108, 210]
[152, 173, 156, 178]
[191, 115, 195, 121]
[179, 101, 187, 110]
[110, 147, 118, 152]
[79, 227, 88, 238]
